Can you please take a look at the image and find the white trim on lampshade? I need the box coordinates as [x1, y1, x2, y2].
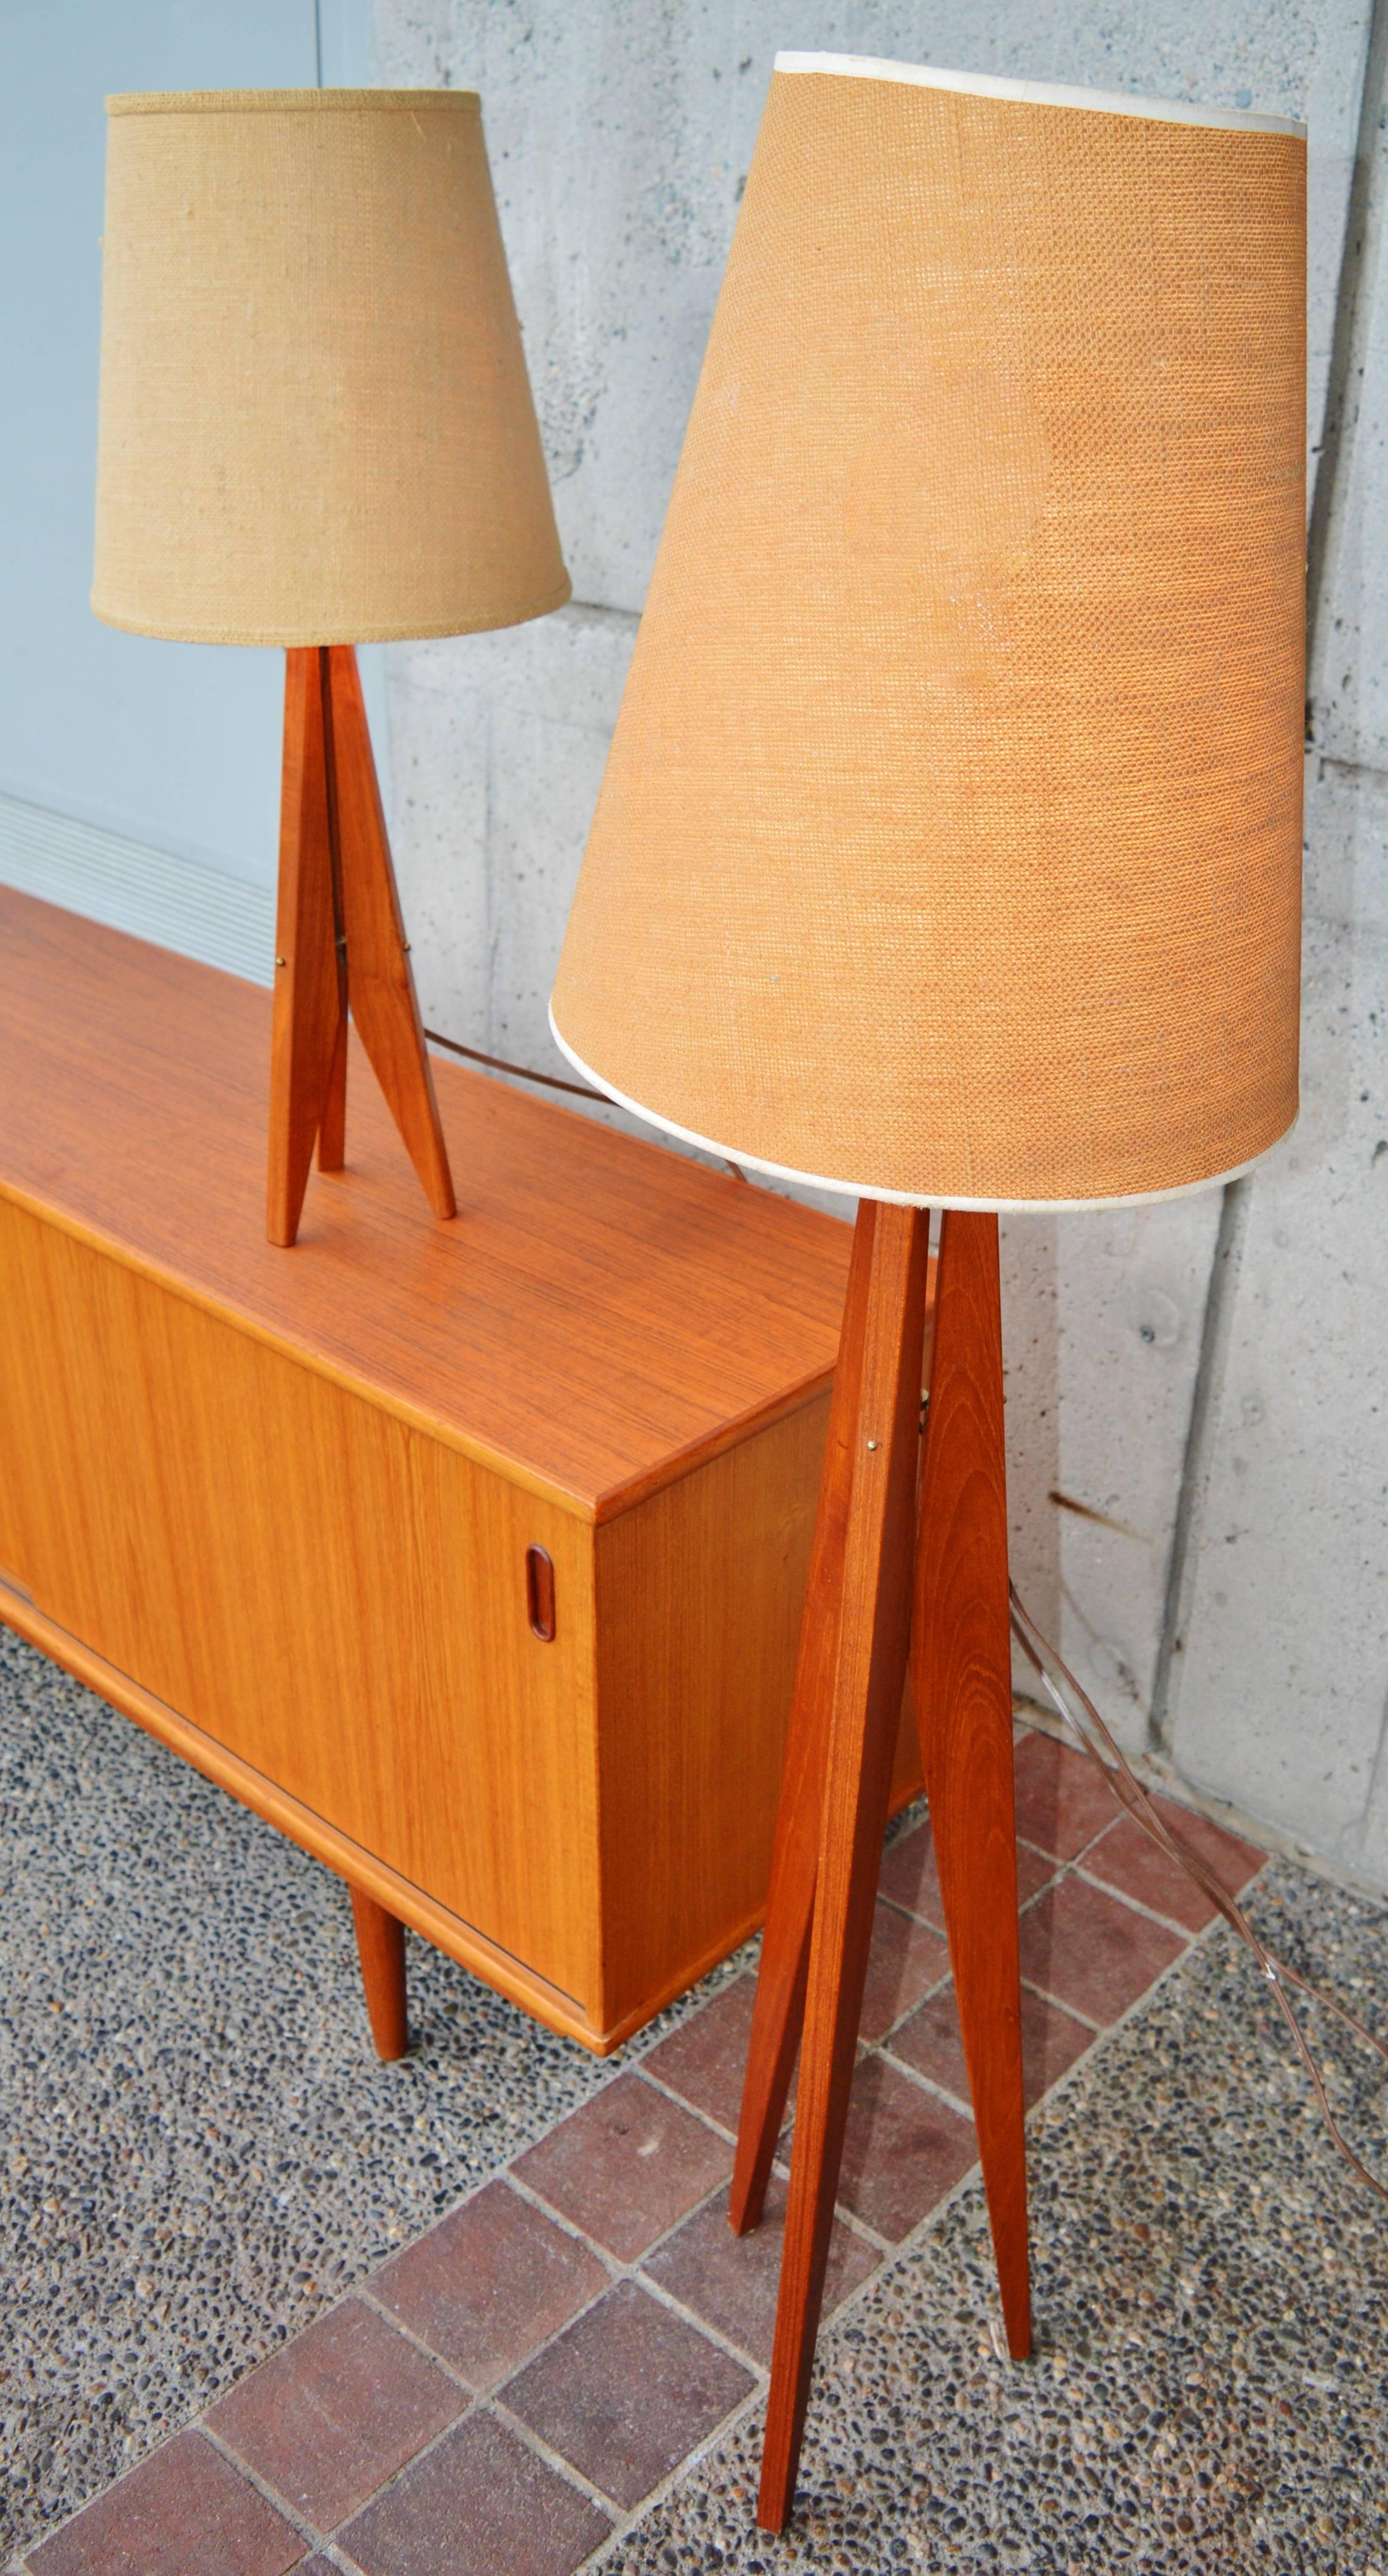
[773, 52, 1306, 140]
[548, 1008, 1289, 1214]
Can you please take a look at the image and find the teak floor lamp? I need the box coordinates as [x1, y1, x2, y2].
[92, 88, 569, 1246]
[551, 54, 1306, 2529]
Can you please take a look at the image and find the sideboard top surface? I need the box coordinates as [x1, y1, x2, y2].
[0, 890, 851, 1518]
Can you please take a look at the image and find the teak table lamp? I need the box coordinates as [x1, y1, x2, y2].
[93, 89, 569, 1245]
[551, 54, 1306, 2528]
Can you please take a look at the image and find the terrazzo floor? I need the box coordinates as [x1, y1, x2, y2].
[5, 1625, 1388, 2572]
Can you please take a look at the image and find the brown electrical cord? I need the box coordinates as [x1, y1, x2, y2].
[1010, 1585, 1388, 2206]
[423, 1024, 602, 1101]
[422, 1024, 750, 1182]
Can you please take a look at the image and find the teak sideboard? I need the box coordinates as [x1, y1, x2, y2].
[0, 890, 921, 2053]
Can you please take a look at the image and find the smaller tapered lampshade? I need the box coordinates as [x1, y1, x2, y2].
[551, 57, 1307, 1210]
[93, 88, 568, 646]
[92, 88, 570, 1251]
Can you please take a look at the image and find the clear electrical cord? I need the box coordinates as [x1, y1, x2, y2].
[1010, 1583, 1388, 2206]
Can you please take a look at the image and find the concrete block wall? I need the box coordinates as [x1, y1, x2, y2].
[1170, 15, 1388, 1875]
[372, 1, 1388, 1878]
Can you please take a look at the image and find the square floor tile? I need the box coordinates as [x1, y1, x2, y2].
[28, 2428, 305, 2576]
[888, 1977, 1093, 2111]
[205, 2295, 463, 2531]
[1080, 1802, 1265, 1933]
[641, 1976, 758, 2135]
[340, 2410, 610, 2576]
[834, 2055, 978, 2242]
[1011, 1731, 1120, 1861]
[644, 2169, 880, 2364]
[879, 1814, 1056, 1927]
[858, 1901, 950, 2042]
[1014, 1841, 1063, 1906]
[371, 2180, 608, 2391]
[502, 2279, 754, 2510]
[511, 2071, 731, 2261]
[879, 1816, 945, 1926]
[885, 1981, 970, 2104]
[1018, 1873, 1184, 2024]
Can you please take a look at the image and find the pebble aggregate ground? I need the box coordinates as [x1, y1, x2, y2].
[0, 1628, 733, 2563]
[4, 1626, 1388, 2572]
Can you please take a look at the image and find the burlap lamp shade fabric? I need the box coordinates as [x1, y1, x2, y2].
[92, 90, 569, 646]
[550, 57, 1307, 1210]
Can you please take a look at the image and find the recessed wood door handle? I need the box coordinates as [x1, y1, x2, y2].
[525, 1545, 556, 1641]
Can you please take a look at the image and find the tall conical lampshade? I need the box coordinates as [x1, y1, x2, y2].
[551, 56, 1307, 1209]
[93, 89, 569, 646]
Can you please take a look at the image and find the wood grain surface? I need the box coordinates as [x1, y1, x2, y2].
[268, 647, 342, 1245]
[759, 1202, 930, 2530]
[730, 1227, 932, 2237]
[0, 1191, 601, 2002]
[325, 646, 455, 1223]
[729, 1207, 875, 2233]
[597, 1397, 824, 2038]
[911, 1210, 1030, 2358]
[0, 888, 851, 1520]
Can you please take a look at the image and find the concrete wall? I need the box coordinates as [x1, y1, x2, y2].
[1170, 6, 1388, 1876]
[378, 2, 1387, 1876]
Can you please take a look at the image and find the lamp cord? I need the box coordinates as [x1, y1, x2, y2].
[423, 1023, 603, 1103]
[421, 1024, 750, 1182]
[1009, 1584, 1388, 2206]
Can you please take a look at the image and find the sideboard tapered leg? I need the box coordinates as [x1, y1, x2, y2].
[350, 1886, 410, 2060]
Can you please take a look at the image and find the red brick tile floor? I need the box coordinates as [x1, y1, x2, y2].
[21, 1723, 1265, 2576]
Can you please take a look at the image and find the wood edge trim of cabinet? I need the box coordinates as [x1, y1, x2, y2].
[0, 1176, 836, 1527]
[0, 1577, 621, 2051]
[587, 1379, 838, 1524]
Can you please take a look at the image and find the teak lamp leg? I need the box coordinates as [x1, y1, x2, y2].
[267, 646, 455, 1248]
[758, 1200, 930, 2529]
[350, 1886, 410, 2061]
[745, 1205, 1030, 2533]
[911, 1211, 1031, 2360]
[268, 648, 340, 1244]
[729, 1204, 878, 2234]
